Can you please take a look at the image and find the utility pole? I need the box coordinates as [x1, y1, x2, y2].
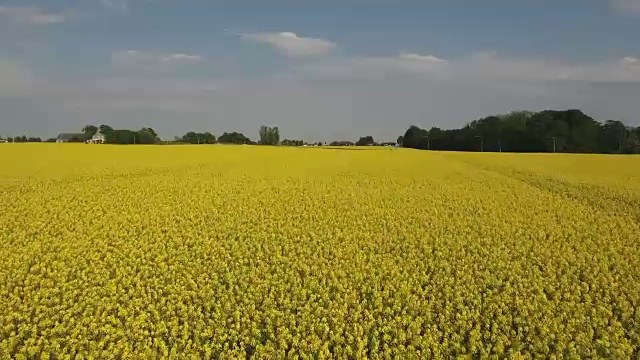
[548, 137, 556, 153]
[619, 131, 624, 153]
[498, 139, 502, 152]
[421, 135, 430, 150]
[475, 135, 484, 152]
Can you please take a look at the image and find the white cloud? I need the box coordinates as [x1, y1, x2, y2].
[101, 0, 128, 11]
[610, 0, 640, 15]
[99, 0, 154, 14]
[398, 53, 446, 63]
[5, 52, 640, 140]
[299, 51, 640, 83]
[159, 54, 204, 65]
[0, 6, 66, 25]
[240, 32, 336, 57]
[298, 53, 448, 79]
[111, 50, 204, 68]
[622, 56, 640, 65]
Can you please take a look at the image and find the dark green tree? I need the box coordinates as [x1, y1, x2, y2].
[143, 128, 159, 139]
[181, 131, 216, 144]
[282, 139, 304, 146]
[99, 125, 114, 135]
[623, 127, 640, 154]
[218, 132, 251, 144]
[356, 136, 375, 146]
[82, 125, 99, 137]
[402, 125, 430, 149]
[600, 120, 627, 153]
[400, 109, 638, 154]
[259, 126, 280, 145]
[136, 128, 159, 144]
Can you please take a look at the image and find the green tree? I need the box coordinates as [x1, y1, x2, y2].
[105, 129, 136, 144]
[180, 131, 216, 144]
[99, 125, 114, 135]
[356, 136, 375, 146]
[622, 127, 640, 154]
[82, 125, 99, 137]
[401, 109, 623, 153]
[259, 126, 280, 145]
[201, 132, 216, 144]
[600, 120, 627, 153]
[218, 132, 251, 144]
[182, 132, 199, 144]
[402, 125, 430, 149]
[143, 128, 159, 139]
[136, 128, 159, 144]
[282, 139, 304, 146]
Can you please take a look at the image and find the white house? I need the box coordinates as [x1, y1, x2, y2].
[87, 132, 106, 144]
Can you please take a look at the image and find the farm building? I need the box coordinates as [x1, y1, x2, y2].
[87, 132, 106, 144]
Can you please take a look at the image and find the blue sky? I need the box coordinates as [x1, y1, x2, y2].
[1, 0, 639, 141]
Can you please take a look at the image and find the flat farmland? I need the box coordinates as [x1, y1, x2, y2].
[1, 144, 639, 358]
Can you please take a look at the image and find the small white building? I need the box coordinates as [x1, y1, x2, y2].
[87, 132, 106, 144]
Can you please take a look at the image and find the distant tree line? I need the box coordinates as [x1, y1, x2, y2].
[400, 109, 640, 154]
[281, 139, 304, 146]
[0, 136, 42, 143]
[90, 125, 158, 144]
[218, 132, 252, 144]
[6, 109, 639, 153]
[178, 132, 217, 144]
[356, 136, 375, 146]
[97, 127, 254, 145]
[330, 141, 354, 146]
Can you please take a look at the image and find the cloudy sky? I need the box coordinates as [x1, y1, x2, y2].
[1, 0, 640, 141]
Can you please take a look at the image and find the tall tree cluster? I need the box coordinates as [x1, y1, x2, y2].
[179, 132, 216, 144]
[281, 139, 304, 146]
[8, 109, 637, 153]
[401, 109, 640, 154]
[82, 125, 99, 137]
[218, 132, 252, 144]
[1, 136, 42, 143]
[356, 136, 375, 146]
[259, 126, 280, 145]
[95, 125, 160, 144]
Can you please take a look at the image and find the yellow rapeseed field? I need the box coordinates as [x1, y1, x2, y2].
[1, 144, 639, 359]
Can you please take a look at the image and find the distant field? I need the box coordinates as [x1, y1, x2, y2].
[1, 144, 639, 358]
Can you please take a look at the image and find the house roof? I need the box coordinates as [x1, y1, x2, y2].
[57, 133, 87, 141]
